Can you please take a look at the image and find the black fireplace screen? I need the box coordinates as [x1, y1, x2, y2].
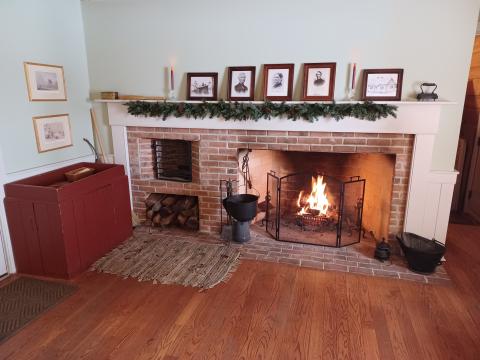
[265, 172, 365, 247]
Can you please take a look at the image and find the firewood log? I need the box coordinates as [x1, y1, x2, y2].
[158, 207, 173, 218]
[161, 196, 176, 207]
[172, 196, 187, 212]
[146, 209, 154, 220]
[159, 212, 176, 226]
[152, 213, 162, 225]
[177, 212, 188, 225]
[180, 207, 198, 218]
[151, 201, 163, 213]
[145, 193, 165, 208]
[183, 197, 196, 209]
[185, 217, 199, 230]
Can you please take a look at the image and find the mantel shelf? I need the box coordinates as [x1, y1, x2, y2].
[92, 99, 456, 106]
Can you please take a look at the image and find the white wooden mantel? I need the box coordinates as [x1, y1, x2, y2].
[99, 100, 458, 244]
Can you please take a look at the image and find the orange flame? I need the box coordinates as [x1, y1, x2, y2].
[296, 175, 330, 216]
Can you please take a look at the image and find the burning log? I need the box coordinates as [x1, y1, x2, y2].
[145, 193, 199, 230]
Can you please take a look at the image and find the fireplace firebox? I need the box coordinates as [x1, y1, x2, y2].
[265, 172, 365, 247]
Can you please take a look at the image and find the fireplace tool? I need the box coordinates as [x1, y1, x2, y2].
[220, 149, 259, 243]
[83, 138, 99, 162]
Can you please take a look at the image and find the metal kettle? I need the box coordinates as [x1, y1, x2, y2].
[375, 238, 391, 262]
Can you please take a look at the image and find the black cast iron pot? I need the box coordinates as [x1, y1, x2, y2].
[223, 194, 259, 222]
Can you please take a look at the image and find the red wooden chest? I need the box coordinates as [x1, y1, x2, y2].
[4, 162, 132, 279]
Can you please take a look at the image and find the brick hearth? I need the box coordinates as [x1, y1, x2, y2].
[127, 127, 413, 236]
[134, 225, 451, 285]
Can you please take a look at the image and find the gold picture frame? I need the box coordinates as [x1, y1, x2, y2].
[32, 114, 73, 153]
[24, 62, 67, 101]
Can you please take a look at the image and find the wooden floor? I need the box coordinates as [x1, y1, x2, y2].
[0, 224, 479, 360]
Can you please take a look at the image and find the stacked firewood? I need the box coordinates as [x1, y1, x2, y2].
[145, 193, 199, 230]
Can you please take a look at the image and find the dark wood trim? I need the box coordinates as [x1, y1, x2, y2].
[227, 66, 256, 101]
[302, 62, 336, 101]
[186, 72, 218, 101]
[263, 63, 295, 101]
[361, 68, 404, 101]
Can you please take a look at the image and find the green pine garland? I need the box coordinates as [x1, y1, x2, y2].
[126, 100, 397, 122]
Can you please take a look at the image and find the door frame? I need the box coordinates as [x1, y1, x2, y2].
[464, 118, 480, 222]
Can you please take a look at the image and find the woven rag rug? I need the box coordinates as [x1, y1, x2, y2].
[91, 235, 241, 289]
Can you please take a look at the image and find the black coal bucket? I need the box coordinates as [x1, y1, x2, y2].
[396, 232, 446, 274]
[222, 194, 259, 222]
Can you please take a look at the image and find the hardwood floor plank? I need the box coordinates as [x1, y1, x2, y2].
[222, 262, 296, 360]
[346, 275, 380, 360]
[166, 261, 260, 359]
[0, 224, 479, 359]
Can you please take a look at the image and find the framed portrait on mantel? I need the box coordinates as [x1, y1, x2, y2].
[32, 114, 73, 153]
[24, 62, 67, 101]
[263, 63, 294, 101]
[227, 66, 256, 101]
[186, 72, 218, 100]
[361, 69, 403, 101]
[302, 63, 336, 101]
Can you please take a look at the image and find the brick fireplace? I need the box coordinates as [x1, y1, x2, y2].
[127, 127, 413, 238]
[106, 100, 457, 244]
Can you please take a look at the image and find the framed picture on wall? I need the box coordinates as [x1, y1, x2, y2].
[33, 114, 73, 153]
[263, 63, 294, 101]
[302, 62, 336, 101]
[187, 72, 218, 100]
[24, 62, 67, 101]
[361, 69, 403, 101]
[227, 66, 256, 101]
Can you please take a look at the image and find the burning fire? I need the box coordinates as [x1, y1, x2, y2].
[297, 175, 330, 216]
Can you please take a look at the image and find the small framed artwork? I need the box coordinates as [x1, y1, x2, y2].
[24, 62, 67, 101]
[361, 69, 404, 101]
[263, 63, 294, 101]
[33, 114, 73, 153]
[227, 66, 256, 101]
[187, 72, 218, 100]
[302, 62, 336, 101]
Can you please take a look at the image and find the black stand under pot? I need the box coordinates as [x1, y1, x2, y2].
[222, 194, 258, 243]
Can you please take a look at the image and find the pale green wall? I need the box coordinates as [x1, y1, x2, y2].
[82, 0, 480, 171]
[0, 0, 94, 174]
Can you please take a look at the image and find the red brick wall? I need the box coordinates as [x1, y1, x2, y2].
[127, 127, 413, 235]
